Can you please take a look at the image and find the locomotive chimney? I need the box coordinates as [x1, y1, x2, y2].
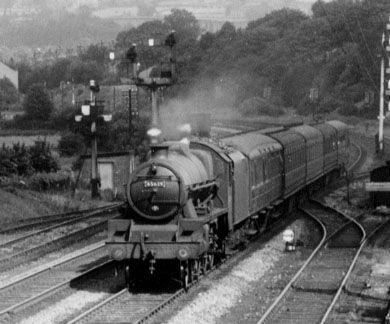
[151, 144, 169, 158]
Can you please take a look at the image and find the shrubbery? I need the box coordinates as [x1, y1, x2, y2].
[0, 141, 58, 177]
[28, 171, 73, 192]
[58, 132, 85, 156]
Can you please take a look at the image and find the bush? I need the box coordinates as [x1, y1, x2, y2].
[296, 96, 313, 116]
[100, 188, 116, 201]
[71, 157, 84, 171]
[28, 171, 74, 192]
[29, 141, 59, 172]
[0, 143, 33, 176]
[0, 140, 58, 177]
[23, 84, 54, 121]
[239, 96, 284, 117]
[58, 132, 85, 157]
[49, 105, 77, 130]
[338, 102, 359, 116]
[319, 96, 341, 114]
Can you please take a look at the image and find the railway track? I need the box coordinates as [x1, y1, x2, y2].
[257, 200, 365, 324]
[347, 141, 364, 174]
[0, 204, 122, 272]
[67, 287, 179, 324]
[64, 211, 304, 324]
[0, 203, 123, 236]
[326, 216, 390, 323]
[0, 243, 111, 323]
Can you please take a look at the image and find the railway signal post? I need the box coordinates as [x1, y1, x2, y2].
[109, 45, 139, 140]
[125, 44, 139, 137]
[109, 31, 176, 144]
[75, 80, 112, 198]
[135, 31, 177, 142]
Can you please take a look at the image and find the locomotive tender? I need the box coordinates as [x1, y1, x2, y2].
[107, 120, 348, 288]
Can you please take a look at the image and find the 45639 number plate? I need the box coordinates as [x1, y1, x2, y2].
[144, 180, 166, 188]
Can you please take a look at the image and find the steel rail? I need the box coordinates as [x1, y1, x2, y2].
[0, 241, 105, 290]
[256, 210, 327, 323]
[347, 141, 363, 173]
[66, 288, 128, 324]
[0, 207, 116, 249]
[257, 202, 364, 324]
[0, 247, 111, 317]
[0, 202, 124, 235]
[0, 216, 115, 271]
[321, 217, 390, 324]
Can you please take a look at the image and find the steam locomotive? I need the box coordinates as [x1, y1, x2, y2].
[107, 120, 348, 289]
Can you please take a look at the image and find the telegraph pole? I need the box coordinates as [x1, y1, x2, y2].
[379, 33, 386, 156]
[126, 44, 138, 137]
[379, 18, 390, 157]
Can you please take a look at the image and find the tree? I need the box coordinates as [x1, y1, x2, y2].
[58, 132, 85, 156]
[29, 140, 59, 173]
[247, 8, 308, 37]
[163, 9, 200, 66]
[115, 20, 170, 73]
[23, 84, 54, 121]
[48, 59, 72, 88]
[164, 9, 200, 43]
[69, 59, 104, 84]
[79, 43, 109, 65]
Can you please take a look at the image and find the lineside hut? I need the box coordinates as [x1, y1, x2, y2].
[366, 161, 390, 207]
[79, 151, 136, 199]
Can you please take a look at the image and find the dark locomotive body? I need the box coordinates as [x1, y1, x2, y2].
[107, 120, 349, 287]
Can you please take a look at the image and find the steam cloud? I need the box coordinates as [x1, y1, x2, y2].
[158, 77, 241, 140]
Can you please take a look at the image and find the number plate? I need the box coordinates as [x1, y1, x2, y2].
[144, 180, 166, 188]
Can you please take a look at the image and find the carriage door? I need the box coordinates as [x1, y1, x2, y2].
[228, 151, 250, 225]
[98, 162, 114, 190]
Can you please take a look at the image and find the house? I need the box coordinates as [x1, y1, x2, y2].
[0, 61, 18, 90]
[79, 151, 136, 197]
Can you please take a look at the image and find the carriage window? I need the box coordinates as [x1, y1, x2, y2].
[264, 157, 269, 179]
[256, 158, 263, 183]
[250, 158, 260, 185]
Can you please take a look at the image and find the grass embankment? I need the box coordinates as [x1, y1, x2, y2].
[0, 187, 110, 228]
